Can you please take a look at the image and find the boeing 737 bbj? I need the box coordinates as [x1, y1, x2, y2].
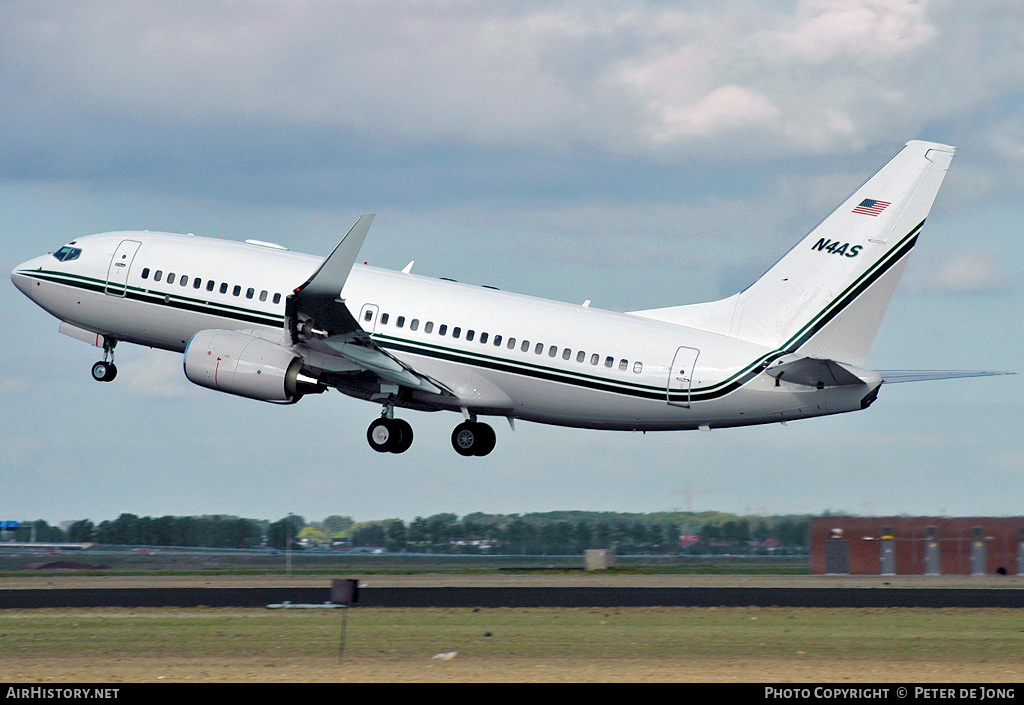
[11, 140, 1004, 456]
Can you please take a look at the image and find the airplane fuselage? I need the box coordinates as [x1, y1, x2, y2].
[12, 230, 874, 432]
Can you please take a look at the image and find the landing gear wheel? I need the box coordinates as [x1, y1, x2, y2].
[451, 421, 496, 457]
[367, 418, 395, 453]
[92, 338, 118, 382]
[367, 418, 413, 454]
[474, 423, 496, 456]
[391, 419, 414, 453]
[91, 361, 117, 382]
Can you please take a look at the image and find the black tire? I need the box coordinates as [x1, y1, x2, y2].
[473, 423, 496, 456]
[451, 421, 496, 457]
[451, 422, 478, 456]
[391, 419, 413, 454]
[367, 418, 397, 453]
[91, 361, 116, 382]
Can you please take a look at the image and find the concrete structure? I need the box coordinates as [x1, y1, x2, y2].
[584, 548, 616, 571]
[810, 517, 1024, 575]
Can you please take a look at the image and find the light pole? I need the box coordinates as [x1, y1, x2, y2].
[286, 512, 293, 574]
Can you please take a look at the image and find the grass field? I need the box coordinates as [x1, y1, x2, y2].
[2, 606, 1023, 682]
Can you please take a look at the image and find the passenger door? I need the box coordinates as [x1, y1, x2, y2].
[104, 240, 141, 297]
[667, 346, 700, 408]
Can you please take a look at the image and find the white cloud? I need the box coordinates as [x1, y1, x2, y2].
[905, 249, 1010, 295]
[123, 348, 196, 399]
[647, 84, 780, 139]
[0, 0, 1018, 172]
[931, 250, 1009, 294]
[772, 0, 938, 60]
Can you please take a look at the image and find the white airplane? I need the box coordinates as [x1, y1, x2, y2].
[11, 140, 1005, 456]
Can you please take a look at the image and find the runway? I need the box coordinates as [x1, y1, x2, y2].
[3, 585, 1023, 609]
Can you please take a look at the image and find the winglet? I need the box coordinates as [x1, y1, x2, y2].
[295, 214, 375, 299]
[286, 214, 374, 340]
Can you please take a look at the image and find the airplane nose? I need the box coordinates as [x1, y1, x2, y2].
[11, 267, 31, 296]
[11, 256, 45, 297]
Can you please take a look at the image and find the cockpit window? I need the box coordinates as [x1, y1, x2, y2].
[52, 246, 82, 262]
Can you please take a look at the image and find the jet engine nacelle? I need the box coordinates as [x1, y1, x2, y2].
[183, 329, 324, 403]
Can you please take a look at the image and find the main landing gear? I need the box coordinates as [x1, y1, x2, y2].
[367, 417, 414, 454]
[364, 401, 496, 457]
[91, 339, 117, 382]
[451, 421, 496, 457]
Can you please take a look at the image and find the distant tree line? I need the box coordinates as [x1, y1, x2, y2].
[347, 513, 808, 555]
[4, 511, 809, 554]
[7, 515, 265, 549]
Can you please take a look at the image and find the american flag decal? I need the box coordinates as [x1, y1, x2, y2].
[852, 198, 891, 216]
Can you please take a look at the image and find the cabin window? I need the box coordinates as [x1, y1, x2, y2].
[425, 321, 434, 334]
[259, 290, 267, 302]
[272, 293, 281, 304]
[167, 273, 176, 285]
[548, 345, 557, 358]
[605, 356, 614, 368]
[245, 287, 254, 299]
[364, 310, 373, 322]
[180, 276, 189, 287]
[232, 285, 241, 296]
[220, 283, 228, 294]
[206, 280, 215, 292]
[466, 330, 474, 342]
[493, 335, 502, 346]
[619, 359, 628, 371]
[506, 337, 515, 349]
[410, 319, 419, 331]
[560, 348, 570, 360]
[380, 313, 389, 325]
[153, 270, 162, 282]
[452, 327, 461, 339]
[438, 324, 447, 336]
[591, 354, 599, 365]
[521, 340, 530, 352]
[479, 332, 488, 344]
[535, 343, 544, 355]
[141, 268, 150, 279]
[634, 362, 643, 374]
[396, 316, 405, 328]
[194, 278, 202, 289]
[576, 351, 586, 363]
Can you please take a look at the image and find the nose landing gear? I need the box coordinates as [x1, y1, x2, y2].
[91, 339, 118, 382]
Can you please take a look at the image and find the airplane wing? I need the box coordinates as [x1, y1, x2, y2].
[285, 215, 451, 396]
[879, 370, 1014, 384]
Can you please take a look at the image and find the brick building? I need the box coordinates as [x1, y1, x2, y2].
[809, 517, 1024, 575]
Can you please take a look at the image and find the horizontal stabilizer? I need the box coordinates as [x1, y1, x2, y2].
[766, 357, 878, 388]
[879, 370, 1014, 384]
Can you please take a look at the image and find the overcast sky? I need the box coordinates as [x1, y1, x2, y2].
[2, 1, 1021, 526]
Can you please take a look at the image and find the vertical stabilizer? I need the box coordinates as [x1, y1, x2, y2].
[736, 140, 954, 364]
[632, 141, 955, 366]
